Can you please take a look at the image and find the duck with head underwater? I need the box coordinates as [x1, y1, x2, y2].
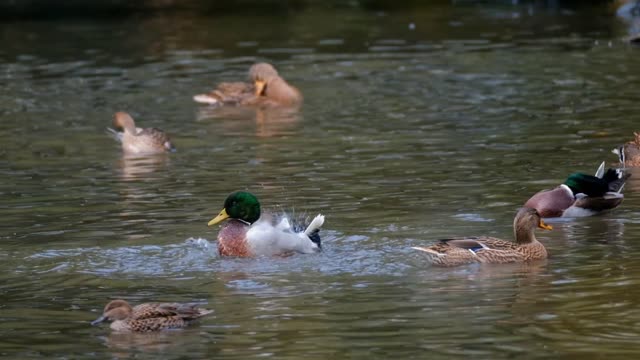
[207, 191, 324, 257]
[524, 162, 630, 218]
[412, 207, 552, 267]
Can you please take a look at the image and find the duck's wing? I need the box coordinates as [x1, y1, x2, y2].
[247, 216, 321, 255]
[216, 82, 254, 98]
[573, 193, 624, 212]
[441, 236, 518, 251]
[138, 127, 175, 152]
[131, 303, 174, 320]
[194, 82, 254, 105]
[132, 303, 212, 320]
[157, 303, 213, 320]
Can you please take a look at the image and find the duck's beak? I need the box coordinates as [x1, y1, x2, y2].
[538, 219, 553, 230]
[254, 80, 266, 96]
[208, 208, 229, 226]
[91, 315, 106, 326]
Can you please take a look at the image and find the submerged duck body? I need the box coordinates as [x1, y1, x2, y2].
[194, 63, 303, 107]
[613, 132, 640, 167]
[91, 299, 213, 332]
[524, 162, 629, 218]
[108, 112, 175, 155]
[412, 207, 552, 267]
[208, 191, 323, 257]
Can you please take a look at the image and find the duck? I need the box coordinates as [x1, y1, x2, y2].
[193, 63, 303, 107]
[612, 132, 640, 166]
[207, 191, 323, 257]
[523, 162, 630, 218]
[412, 207, 552, 267]
[108, 112, 175, 155]
[91, 299, 213, 332]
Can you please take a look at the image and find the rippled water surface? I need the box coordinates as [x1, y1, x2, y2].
[3, 1, 640, 358]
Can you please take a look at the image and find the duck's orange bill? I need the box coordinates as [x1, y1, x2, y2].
[254, 80, 266, 96]
[208, 208, 229, 226]
[538, 219, 553, 230]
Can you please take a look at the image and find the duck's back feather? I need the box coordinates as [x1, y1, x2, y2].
[414, 236, 545, 266]
[194, 82, 255, 105]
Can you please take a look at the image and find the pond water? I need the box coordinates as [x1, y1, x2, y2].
[3, 1, 640, 358]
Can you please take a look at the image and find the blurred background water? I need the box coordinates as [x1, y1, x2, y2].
[2, 0, 640, 358]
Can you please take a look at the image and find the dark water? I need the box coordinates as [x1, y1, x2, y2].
[3, 1, 640, 358]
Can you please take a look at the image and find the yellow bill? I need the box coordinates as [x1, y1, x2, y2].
[254, 80, 266, 96]
[538, 219, 553, 230]
[208, 208, 229, 226]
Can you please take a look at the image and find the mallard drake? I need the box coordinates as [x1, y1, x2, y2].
[91, 299, 213, 332]
[613, 132, 640, 166]
[108, 112, 175, 155]
[207, 191, 323, 257]
[193, 63, 303, 107]
[412, 207, 552, 267]
[523, 162, 630, 218]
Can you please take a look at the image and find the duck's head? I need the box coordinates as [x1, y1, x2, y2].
[208, 191, 261, 226]
[91, 299, 133, 325]
[249, 63, 279, 97]
[514, 207, 552, 239]
[113, 112, 137, 134]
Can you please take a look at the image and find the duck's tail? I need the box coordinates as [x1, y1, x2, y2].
[601, 168, 630, 193]
[193, 94, 220, 105]
[304, 214, 324, 248]
[106, 127, 123, 143]
[612, 146, 625, 165]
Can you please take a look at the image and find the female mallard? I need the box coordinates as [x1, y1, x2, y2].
[108, 112, 175, 155]
[524, 162, 629, 218]
[91, 299, 213, 332]
[207, 191, 323, 257]
[193, 63, 303, 107]
[412, 207, 552, 267]
[613, 132, 640, 166]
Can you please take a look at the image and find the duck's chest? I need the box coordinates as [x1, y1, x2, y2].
[110, 320, 131, 332]
[519, 242, 548, 261]
[218, 220, 251, 257]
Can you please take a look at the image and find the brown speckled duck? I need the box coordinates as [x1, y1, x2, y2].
[613, 132, 640, 166]
[412, 207, 551, 267]
[193, 63, 303, 107]
[207, 191, 323, 257]
[108, 112, 175, 155]
[524, 162, 629, 218]
[91, 300, 213, 332]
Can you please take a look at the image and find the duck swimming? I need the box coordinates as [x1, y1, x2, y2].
[193, 63, 303, 107]
[524, 162, 629, 218]
[412, 207, 551, 267]
[613, 132, 640, 166]
[108, 112, 175, 155]
[207, 191, 323, 257]
[91, 299, 213, 332]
